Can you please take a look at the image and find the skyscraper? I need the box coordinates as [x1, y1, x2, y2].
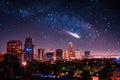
[63, 50, 69, 60]
[56, 49, 63, 60]
[45, 49, 55, 61]
[38, 48, 44, 61]
[24, 37, 34, 62]
[68, 42, 74, 59]
[74, 49, 80, 59]
[84, 51, 90, 59]
[68, 42, 73, 53]
[7, 40, 22, 60]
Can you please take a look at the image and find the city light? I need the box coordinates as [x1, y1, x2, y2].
[116, 57, 120, 61]
[25, 48, 32, 52]
[21, 61, 27, 66]
[62, 67, 67, 71]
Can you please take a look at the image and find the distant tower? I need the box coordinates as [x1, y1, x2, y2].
[63, 50, 69, 60]
[75, 49, 80, 59]
[45, 49, 54, 61]
[68, 42, 73, 53]
[84, 51, 90, 59]
[7, 40, 22, 60]
[38, 48, 44, 61]
[24, 37, 34, 62]
[56, 49, 63, 60]
[68, 42, 74, 59]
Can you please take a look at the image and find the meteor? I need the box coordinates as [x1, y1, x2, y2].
[67, 31, 80, 39]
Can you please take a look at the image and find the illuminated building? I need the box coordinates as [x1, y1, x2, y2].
[56, 49, 63, 60]
[84, 51, 90, 59]
[7, 40, 22, 60]
[74, 49, 81, 59]
[68, 42, 75, 59]
[63, 50, 69, 60]
[45, 49, 55, 61]
[24, 37, 34, 62]
[38, 48, 44, 61]
[45, 52, 54, 61]
[68, 42, 73, 53]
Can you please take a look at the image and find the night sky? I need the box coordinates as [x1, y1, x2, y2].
[0, 0, 120, 55]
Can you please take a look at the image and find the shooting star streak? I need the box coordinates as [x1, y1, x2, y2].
[67, 31, 80, 39]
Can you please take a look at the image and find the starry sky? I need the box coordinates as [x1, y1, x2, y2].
[0, 0, 120, 55]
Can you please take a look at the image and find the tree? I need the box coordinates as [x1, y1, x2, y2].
[81, 70, 92, 80]
[99, 60, 112, 80]
[3, 54, 23, 79]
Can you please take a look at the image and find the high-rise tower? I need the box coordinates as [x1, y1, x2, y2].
[68, 42, 73, 53]
[84, 51, 90, 59]
[7, 40, 22, 60]
[68, 42, 74, 59]
[38, 48, 44, 61]
[24, 37, 34, 62]
[56, 49, 63, 60]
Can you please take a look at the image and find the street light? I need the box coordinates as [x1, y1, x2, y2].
[21, 61, 27, 77]
[21, 61, 27, 66]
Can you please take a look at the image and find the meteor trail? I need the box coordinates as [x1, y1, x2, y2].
[67, 31, 80, 39]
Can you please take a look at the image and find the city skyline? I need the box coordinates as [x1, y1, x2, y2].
[0, 0, 120, 55]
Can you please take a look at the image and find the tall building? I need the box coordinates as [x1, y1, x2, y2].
[38, 48, 44, 61]
[84, 51, 90, 59]
[68, 42, 74, 59]
[74, 49, 80, 59]
[56, 49, 63, 60]
[45, 49, 55, 61]
[45, 52, 54, 61]
[7, 40, 22, 60]
[68, 42, 73, 53]
[24, 37, 34, 62]
[63, 50, 69, 60]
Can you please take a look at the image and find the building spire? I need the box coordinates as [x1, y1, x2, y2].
[68, 42, 73, 52]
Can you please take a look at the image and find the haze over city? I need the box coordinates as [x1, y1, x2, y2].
[0, 0, 120, 55]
